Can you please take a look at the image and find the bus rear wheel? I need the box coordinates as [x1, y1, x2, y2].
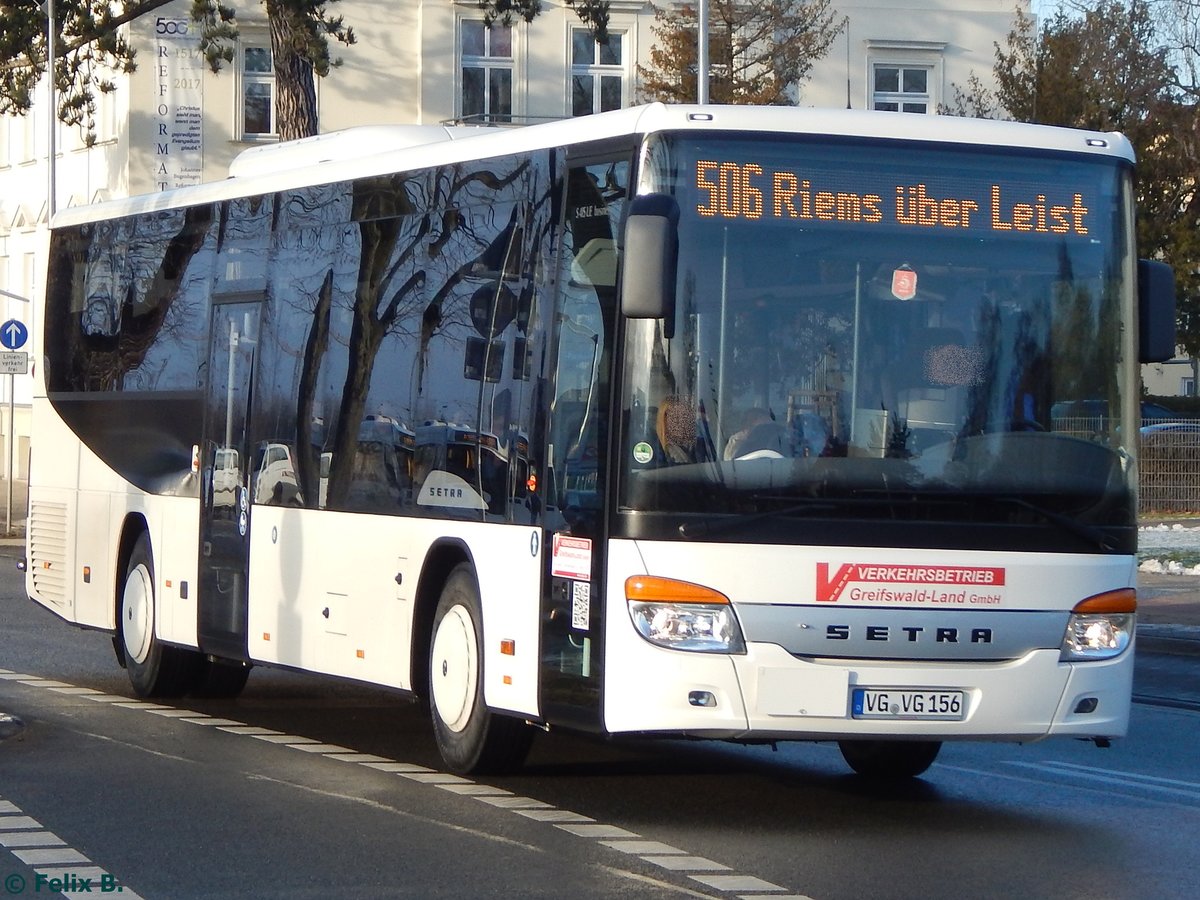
[838, 739, 942, 779]
[120, 533, 202, 697]
[428, 564, 533, 775]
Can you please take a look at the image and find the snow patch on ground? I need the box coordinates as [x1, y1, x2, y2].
[1139, 524, 1200, 575]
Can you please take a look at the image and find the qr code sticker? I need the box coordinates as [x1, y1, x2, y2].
[571, 581, 590, 631]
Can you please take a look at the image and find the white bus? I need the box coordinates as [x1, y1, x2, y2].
[25, 104, 1176, 778]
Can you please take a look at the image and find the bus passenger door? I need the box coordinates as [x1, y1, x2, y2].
[197, 300, 261, 661]
[539, 153, 630, 730]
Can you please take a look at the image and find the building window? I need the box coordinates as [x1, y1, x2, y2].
[571, 29, 625, 117]
[872, 64, 932, 113]
[1182, 376, 1195, 397]
[460, 21, 513, 124]
[242, 43, 275, 137]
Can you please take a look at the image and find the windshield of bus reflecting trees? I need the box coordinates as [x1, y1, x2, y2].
[619, 135, 1137, 533]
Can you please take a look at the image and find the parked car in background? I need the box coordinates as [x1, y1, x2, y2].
[1051, 399, 1179, 423]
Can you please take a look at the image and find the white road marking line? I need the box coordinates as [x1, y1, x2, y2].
[512, 809, 594, 823]
[0, 832, 67, 849]
[360, 761, 433, 773]
[601, 840, 688, 856]
[1007, 761, 1200, 801]
[690, 874, 786, 892]
[286, 743, 354, 754]
[0, 817, 42, 830]
[142, 708, 202, 718]
[251, 733, 321, 744]
[12, 673, 807, 898]
[1032, 759, 1200, 791]
[435, 784, 511, 797]
[324, 753, 391, 763]
[642, 856, 730, 872]
[216, 726, 282, 735]
[398, 772, 473, 785]
[12, 847, 89, 866]
[476, 796, 553, 809]
[556, 823, 640, 839]
[0, 797, 141, 898]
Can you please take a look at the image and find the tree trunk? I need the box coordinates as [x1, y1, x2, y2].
[267, 1, 319, 141]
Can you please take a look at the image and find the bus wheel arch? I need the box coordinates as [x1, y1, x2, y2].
[115, 520, 201, 697]
[420, 551, 533, 774]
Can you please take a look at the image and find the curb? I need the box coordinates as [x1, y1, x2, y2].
[1138, 625, 1200, 657]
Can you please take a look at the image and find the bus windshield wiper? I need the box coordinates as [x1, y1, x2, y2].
[997, 497, 1119, 551]
[677, 498, 837, 539]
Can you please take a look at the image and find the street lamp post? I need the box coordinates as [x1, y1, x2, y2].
[0, 290, 30, 536]
[38, 0, 57, 220]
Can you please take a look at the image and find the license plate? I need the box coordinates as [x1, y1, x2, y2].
[852, 688, 965, 720]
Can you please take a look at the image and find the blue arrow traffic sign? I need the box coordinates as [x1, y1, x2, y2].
[0, 320, 27, 350]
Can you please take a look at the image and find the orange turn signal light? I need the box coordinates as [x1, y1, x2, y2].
[1072, 588, 1137, 615]
[625, 575, 730, 605]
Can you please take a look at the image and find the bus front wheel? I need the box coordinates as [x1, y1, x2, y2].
[428, 564, 533, 774]
[838, 739, 942, 778]
[119, 533, 201, 697]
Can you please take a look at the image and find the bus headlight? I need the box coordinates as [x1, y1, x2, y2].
[1060, 589, 1136, 661]
[626, 576, 746, 654]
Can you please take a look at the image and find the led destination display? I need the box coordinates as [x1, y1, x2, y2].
[694, 159, 1094, 237]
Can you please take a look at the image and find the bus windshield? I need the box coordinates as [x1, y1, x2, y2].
[618, 134, 1137, 552]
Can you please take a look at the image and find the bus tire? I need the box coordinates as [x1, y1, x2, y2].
[428, 564, 533, 775]
[119, 533, 202, 697]
[838, 739, 942, 778]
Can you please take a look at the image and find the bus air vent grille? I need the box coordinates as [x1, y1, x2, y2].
[29, 501, 68, 603]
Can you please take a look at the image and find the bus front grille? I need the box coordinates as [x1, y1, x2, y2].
[29, 501, 68, 605]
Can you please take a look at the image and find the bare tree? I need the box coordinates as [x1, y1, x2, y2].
[946, 1, 1200, 355]
[637, 0, 844, 105]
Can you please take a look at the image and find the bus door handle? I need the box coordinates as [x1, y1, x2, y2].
[203, 542, 212, 557]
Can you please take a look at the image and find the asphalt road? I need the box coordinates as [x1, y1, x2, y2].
[3, 561, 1200, 900]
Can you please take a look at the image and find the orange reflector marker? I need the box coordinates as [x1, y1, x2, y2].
[625, 575, 730, 605]
[500, 639, 516, 656]
[503, 675, 512, 685]
[356, 649, 365, 659]
[1072, 588, 1137, 615]
[263, 633, 271, 642]
[164, 579, 172, 588]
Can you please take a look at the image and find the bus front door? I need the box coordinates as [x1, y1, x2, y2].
[197, 300, 261, 661]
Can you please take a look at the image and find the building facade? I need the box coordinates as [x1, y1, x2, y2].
[0, 0, 1024, 443]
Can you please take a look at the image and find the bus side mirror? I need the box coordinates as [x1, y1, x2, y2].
[1138, 258, 1176, 363]
[620, 194, 679, 335]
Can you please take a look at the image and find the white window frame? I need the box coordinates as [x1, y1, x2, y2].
[569, 27, 630, 117]
[457, 18, 516, 124]
[239, 36, 276, 140]
[865, 41, 945, 114]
